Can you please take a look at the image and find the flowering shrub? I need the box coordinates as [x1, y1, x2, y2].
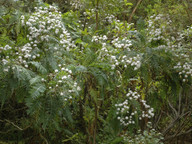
[0, 1, 192, 144]
[115, 90, 154, 126]
[146, 14, 192, 84]
[123, 122, 164, 144]
[0, 5, 83, 136]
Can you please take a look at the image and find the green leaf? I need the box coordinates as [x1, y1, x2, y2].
[30, 61, 47, 74]
[75, 38, 83, 44]
[111, 137, 124, 144]
[75, 65, 88, 73]
[14, 65, 34, 81]
[30, 76, 42, 85]
[30, 83, 46, 99]
[64, 106, 74, 124]
[126, 2, 133, 6]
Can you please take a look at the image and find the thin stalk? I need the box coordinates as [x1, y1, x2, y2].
[93, 102, 98, 144]
[128, 0, 143, 23]
[96, 0, 99, 30]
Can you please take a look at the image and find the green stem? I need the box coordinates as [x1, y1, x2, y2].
[96, 0, 99, 30]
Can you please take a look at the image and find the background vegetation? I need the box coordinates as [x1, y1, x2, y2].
[0, 0, 191, 143]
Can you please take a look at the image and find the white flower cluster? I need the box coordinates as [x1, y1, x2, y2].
[104, 14, 115, 23]
[15, 43, 40, 67]
[109, 55, 119, 70]
[147, 14, 173, 43]
[153, 45, 167, 51]
[99, 43, 114, 61]
[47, 63, 81, 102]
[24, 5, 75, 52]
[0, 45, 12, 71]
[0, 43, 40, 71]
[70, 0, 84, 9]
[91, 36, 119, 70]
[0, 5, 78, 70]
[175, 26, 192, 48]
[174, 62, 192, 82]
[82, 9, 95, 20]
[146, 13, 192, 67]
[110, 54, 142, 70]
[0, 45, 12, 62]
[123, 123, 163, 144]
[115, 90, 154, 126]
[0, 5, 81, 102]
[111, 37, 132, 50]
[120, 54, 142, 70]
[92, 35, 118, 64]
[92, 35, 108, 42]
[184, 26, 192, 37]
[91, 34, 142, 71]
[147, 15, 192, 81]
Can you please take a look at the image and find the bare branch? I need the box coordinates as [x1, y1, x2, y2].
[168, 100, 177, 117]
[4, 119, 23, 131]
[0, 119, 31, 131]
[154, 110, 162, 129]
[128, 0, 143, 23]
[40, 133, 49, 144]
[178, 88, 182, 116]
[164, 128, 192, 141]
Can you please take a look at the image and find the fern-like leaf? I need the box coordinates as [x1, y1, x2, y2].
[29, 76, 42, 85]
[30, 61, 47, 74]
[14, 65, 35, 81]
[30, 83, 46, 99]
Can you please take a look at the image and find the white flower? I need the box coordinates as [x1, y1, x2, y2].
[3, 69, 9, 72]
[62, 76, 67, 79]
[69, 70, 72, 73]
[77, 86, 81, 91]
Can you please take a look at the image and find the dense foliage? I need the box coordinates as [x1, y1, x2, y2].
[0, 0, 191, 143]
